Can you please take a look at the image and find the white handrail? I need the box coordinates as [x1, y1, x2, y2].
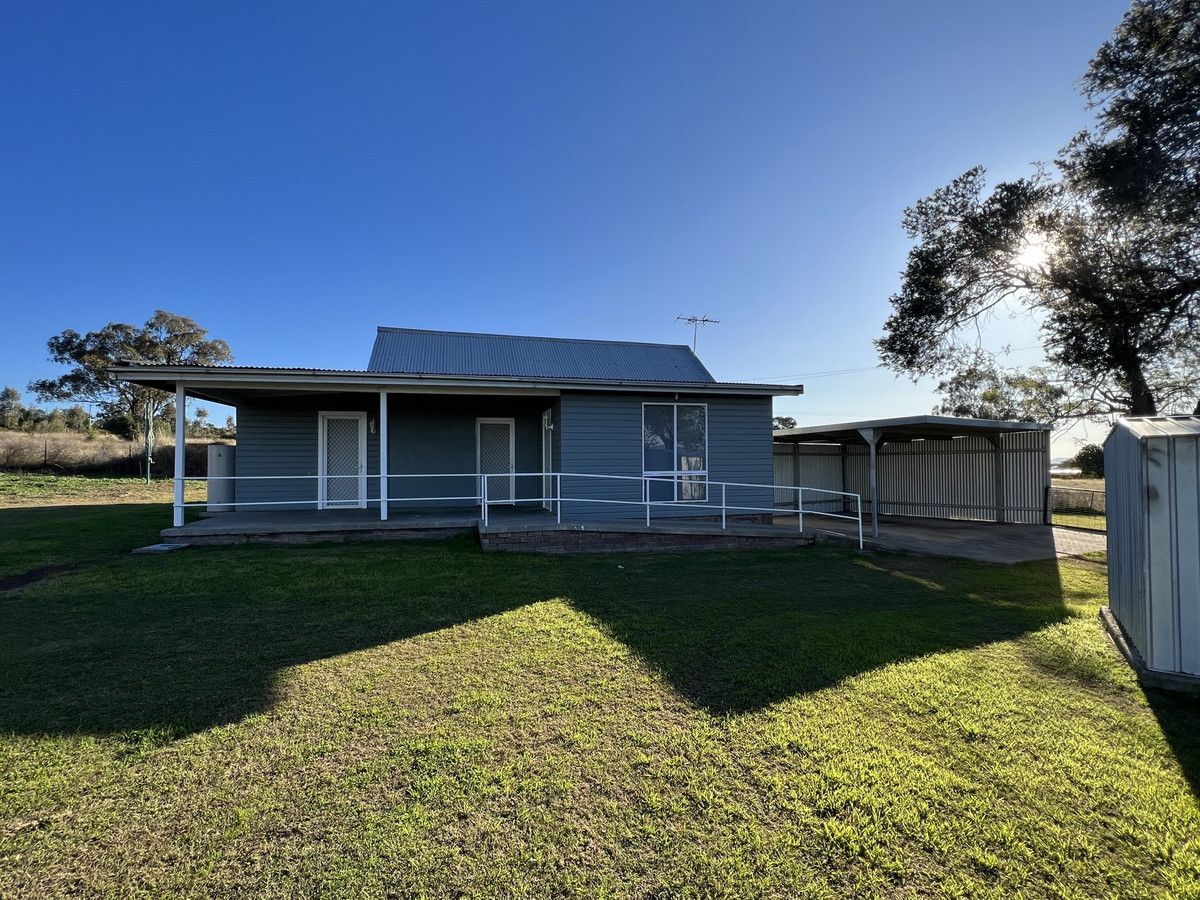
[174, 469, 865, 549]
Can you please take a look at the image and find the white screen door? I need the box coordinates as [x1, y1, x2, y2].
[477, 418, 515, 504]
[319, 412, 367, 509]
[541, 409, 553, 511]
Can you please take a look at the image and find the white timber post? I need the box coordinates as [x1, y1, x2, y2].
[379, 390, 388, 521]
[859, 427, 880, 539]
[173, 383, 186, 527]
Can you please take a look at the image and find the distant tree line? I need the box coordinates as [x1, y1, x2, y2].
[0, 386, 92, 434]
[0, 385, 234, 440]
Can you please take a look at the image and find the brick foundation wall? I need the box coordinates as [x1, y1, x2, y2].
[479, 528, 814, 554]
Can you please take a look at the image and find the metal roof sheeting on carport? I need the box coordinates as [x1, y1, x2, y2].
[773, 416, 1052, 537]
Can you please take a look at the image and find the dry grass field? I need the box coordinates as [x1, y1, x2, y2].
[0, 430, 226, 478]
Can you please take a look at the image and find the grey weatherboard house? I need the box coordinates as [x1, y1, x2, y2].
[113, 328, 803, 536]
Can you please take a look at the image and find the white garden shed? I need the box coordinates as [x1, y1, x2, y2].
[1103, 416, 1200, 689]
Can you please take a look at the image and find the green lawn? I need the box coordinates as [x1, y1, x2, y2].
[1053, 508, 1108, 532]
[0, 494, 1197, 897]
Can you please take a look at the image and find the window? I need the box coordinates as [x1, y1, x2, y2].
[642, 403, 707, 501]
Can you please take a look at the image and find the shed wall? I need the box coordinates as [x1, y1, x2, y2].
[1104, 425, 1148, 659]
[1106, 424, 1200, 677]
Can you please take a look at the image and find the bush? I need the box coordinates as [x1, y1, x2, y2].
[1072, 444, 1104, 479]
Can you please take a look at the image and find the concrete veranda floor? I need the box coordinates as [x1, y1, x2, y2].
[163, 505, 1105, 563]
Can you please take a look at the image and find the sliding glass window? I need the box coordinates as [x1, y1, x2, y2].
[642, 403, 707, 501]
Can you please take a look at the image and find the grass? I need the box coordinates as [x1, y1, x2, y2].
[1053, 476, 1105, 492]
[1, 487, 1197, 897]
[0, 473, 207, 508]
[1052, 508, 1108, 532]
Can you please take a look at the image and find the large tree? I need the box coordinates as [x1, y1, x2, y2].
[878, 0, 1200, 418]
[30, 311, 232, 475]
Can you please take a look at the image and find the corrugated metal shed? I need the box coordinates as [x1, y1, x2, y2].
[1104, 416, 1200, 681]
[773, 416, 1052, 534]
[368, 327, 716, 383]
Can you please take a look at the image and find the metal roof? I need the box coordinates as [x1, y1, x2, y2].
[368, 327, 716, 383]
[108, 362, 801, 400]
[774, 414, 1048, 444]
[1109, 415, 1200, 441]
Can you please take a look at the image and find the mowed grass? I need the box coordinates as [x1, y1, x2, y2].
[1053, 508, 1108, 532]
[1, 499, 1198, 897]
[0, 475, 207, 580]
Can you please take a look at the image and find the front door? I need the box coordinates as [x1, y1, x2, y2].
[477, 418, 515, 504]
[319, 412, 367, 509]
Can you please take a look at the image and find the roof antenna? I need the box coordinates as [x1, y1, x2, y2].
[676, 314, 719, 351]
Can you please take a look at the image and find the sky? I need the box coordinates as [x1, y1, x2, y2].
[0, 0, 1132, 455]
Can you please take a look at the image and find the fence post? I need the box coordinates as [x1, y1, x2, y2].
[798, 487, 803, 532]
[721, 483, 726, 530]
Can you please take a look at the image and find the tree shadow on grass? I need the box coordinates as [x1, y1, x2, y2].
[0, 530, 1071, 739]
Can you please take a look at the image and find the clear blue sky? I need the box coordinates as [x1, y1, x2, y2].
[0, 0, 1130, 453]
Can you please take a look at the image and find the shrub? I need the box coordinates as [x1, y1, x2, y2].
[1072, 444, 1104, 479]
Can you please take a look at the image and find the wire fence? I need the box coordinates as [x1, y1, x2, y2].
[1049, 486, 1106, 532]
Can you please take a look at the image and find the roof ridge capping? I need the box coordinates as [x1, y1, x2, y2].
[375, 325, 697, 352]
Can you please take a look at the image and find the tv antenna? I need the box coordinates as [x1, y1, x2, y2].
[676, 314, 719, 351]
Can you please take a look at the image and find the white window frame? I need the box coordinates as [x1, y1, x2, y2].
[317, 411, 368, 510]
[476, 417, 516, 506]
[641, 402, 709, 503]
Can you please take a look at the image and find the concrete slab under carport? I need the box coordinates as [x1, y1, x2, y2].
[803, 515, 1105, 564]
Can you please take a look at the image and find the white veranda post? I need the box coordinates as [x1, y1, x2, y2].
[379, 390, 388, 521]
[173, 383, 186, 527]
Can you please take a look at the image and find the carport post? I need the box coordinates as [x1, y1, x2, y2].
[379, 390, 388, 521]
[173, 383, 185, 527]
[858, 427, 880, 538]
[986, 434, 1005, 524]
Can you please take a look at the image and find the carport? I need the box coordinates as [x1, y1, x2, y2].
[774, 415, 1051, 538]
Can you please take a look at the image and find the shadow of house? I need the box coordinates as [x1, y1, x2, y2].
[564, 549, 1072, 714]
[1, 527, 1073, 739]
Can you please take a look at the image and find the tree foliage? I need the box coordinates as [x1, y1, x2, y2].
[1071, 444, 1106, 479]
[932, 361, 1074, 424]
[879, 0, 1200, 418]
[772, 416, 797, 430]
[29, 311, 232, 437]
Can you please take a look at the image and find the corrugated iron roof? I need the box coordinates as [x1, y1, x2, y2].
[1114, 415, 1200, 439]
[773, 414, 1048, 444]
[367, 327, 716, 383]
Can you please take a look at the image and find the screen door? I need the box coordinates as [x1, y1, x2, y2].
[320, 412, 367, 509]
[477, 418, 515, 504]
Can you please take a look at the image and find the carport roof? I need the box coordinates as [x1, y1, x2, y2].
[773, 414, 1048, 445]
